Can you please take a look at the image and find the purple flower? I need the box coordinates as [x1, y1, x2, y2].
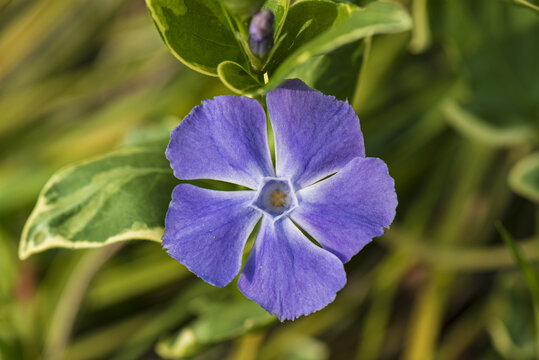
[248, 9, 274, 59]
[163, 79, 397, 320]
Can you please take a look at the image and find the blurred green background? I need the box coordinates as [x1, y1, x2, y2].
[0, 0, 538, 359]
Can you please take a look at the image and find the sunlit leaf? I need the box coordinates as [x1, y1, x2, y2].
[266, 0, 355, 73]
[262, 1, 412, 93]
[146, 0, 246, 75]
[19, 138, 176, 259]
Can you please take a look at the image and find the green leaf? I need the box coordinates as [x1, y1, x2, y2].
[288, 39, 367, 100]
[262, 1, 412, 93]
[19, 139, 177, 259]
[217, 61, 263, 94]
[146, 0, 246, 75]
[509, 152, 539, 203]
[266, 0, 353, 74]
[155, 297, 275, 358]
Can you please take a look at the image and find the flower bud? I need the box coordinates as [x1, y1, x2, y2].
[248, 9, 275, 59]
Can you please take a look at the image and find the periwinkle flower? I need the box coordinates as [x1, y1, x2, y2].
[248, 9, 274, 59]
[163, 79, 397, 320]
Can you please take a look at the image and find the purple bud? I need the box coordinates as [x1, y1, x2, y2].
[248, 9, 275, 59]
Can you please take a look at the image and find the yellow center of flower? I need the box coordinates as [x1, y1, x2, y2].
[270, 189, 286, 207]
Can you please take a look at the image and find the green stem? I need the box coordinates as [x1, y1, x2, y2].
[514, 0, 539, 11]
[351, 36, 371, 112]
[408, 0, 431, 53]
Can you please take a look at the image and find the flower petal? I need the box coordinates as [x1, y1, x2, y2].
[266, 79, 365, 188]
[291, 157, 397, 263]
[166, 96, 274, 189]
[238, 217, 346, 321]
[163, 184, 261, 287]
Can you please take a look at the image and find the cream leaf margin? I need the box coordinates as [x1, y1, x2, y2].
[19, 147, 167, 260]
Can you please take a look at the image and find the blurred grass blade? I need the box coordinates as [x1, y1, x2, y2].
[62, 311, 156, 360]
[86, 243, 188, 309]
[110, 283, 218, 360]
[0, 0, 73, 83]
[513, 0, 539, 12]
[355, 253, 409, 360]
[383, 228, 539, 272]
[44, 244, 123, 360]
[402, 273, 449, 360]
[496, 222, 539, 354]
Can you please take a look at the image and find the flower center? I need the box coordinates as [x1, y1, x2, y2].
[251, 177, 297, 220]
[270, 189, 286, 207]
